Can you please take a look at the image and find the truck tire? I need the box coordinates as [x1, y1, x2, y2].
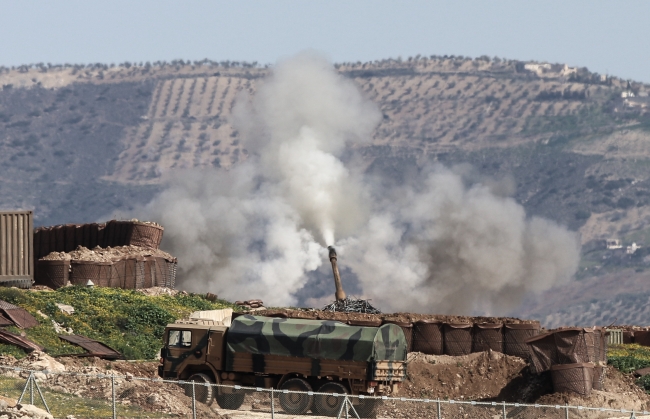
[355, 397, 381, 418]
[184, 373, 214, 405]
[279, 378, 313, 414]
[313, 382, 348, 417]
[215, 391, 245, 410]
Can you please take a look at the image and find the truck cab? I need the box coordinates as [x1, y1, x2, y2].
[159, 320, 227, 381]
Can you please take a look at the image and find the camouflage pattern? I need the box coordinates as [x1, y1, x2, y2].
[226, 315, 407, 362]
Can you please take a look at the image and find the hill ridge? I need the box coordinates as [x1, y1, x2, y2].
[1, 56, 650, 324]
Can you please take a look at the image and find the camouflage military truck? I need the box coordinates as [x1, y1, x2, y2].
[159, 314, 407, 416]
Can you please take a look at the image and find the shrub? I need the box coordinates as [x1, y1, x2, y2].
[617, 197, 635, 209]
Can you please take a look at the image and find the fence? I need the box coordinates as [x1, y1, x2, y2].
[0, 364, 647, 419]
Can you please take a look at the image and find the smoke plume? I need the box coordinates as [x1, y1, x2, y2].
[142, 51, 580, 314]
[340, 165, 580, 314]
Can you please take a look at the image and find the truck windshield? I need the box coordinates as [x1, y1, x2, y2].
[168, 330, 192, 347]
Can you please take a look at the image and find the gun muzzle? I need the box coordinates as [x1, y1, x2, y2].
[328, 246, 347, 302]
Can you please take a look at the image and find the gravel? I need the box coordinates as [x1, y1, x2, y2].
[41, 245, 174, 262]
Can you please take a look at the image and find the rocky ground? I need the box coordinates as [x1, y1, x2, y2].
[403, 350, 649, 412]
[0, 349, 647, 418]
[248, 307, 538, 325]
[41, 245, 174, 262]
[0, 352, 216, 418]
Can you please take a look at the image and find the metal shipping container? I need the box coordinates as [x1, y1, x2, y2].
[0, 211, 34, 288]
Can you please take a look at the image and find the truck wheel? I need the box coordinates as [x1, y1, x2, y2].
[279, 378, 313, 414]
[215, 392, 245, 410]
[184, 373, 214, 405]
[313, 382, 348, 417]
[355, 397, 381, 418]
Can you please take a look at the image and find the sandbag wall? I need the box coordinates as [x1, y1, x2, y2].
[33, 219, 174, 290]
[408, 320, 540, 358]
[525, 327, 607, 396]
[37, 255, 176, 290]
[33, 220, 164, 261]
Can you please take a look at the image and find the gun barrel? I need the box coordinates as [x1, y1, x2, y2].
[328, 246, 347, 302]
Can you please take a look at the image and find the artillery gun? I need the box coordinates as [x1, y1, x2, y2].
[323, 246, 381, 314]
[158, 250, 404, 416]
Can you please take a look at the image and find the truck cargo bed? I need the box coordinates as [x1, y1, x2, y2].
[228, 352, 405, 381]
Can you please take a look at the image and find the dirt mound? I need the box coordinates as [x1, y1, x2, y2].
[41, 245, 174, 262]
[248, 308, 537, 325]
[397, 349, 650, 417]
[0, 354, 220, 417]
[403, 351, 531, 401]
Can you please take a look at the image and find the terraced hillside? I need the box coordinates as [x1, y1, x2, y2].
[111, 74, 255, 182]
[1, 57, 650, 324]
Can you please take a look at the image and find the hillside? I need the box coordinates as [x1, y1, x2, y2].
[0, 286, 236, 360]
[1, 56, 650, 325]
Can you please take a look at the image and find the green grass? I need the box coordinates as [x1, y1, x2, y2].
[608, 344, 650, 393]
[0, 375, 170, 418]
[623, 227, 650, 248]
[523, 104, 618, 138]
[0, 286, 238, 360]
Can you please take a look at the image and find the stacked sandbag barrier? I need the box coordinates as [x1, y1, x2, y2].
[35, 245, 177, 290]
[257, 308, 543, 359]
[110, 257, 145, 289]
[34, 219, 164, 261]
[473, 323, 504, 353]
[503, 322, 540, 359]
[550, 363, 595, 397]
[444, 323, 473, 356]
[525, 327, 607, 396]
[407, 319, 540, 357]
[34, 259, 69, 289]
[412, 320, 444, 355]
[70, 260, 113, 287]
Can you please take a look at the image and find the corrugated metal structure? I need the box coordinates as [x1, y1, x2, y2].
[33, 220, 164, 261]
[0, 329, 44, 352]
[59, 334, 123, 359]
[0, 299, 40, 328]
[0, 211, 34, 288]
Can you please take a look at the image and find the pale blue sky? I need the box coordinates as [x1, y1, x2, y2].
[1, 0, 649, 82]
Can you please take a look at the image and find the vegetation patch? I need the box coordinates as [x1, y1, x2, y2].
[0, 375, 170, 418]
[0, 287, 237, 360]
[608, 344, 650, 392]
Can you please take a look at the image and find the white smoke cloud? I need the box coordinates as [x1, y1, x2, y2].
[234, 51, 380, 245]
[142, 51, 580, 313]
[145, 164, 323, 304]
[340, 166, 580, 315]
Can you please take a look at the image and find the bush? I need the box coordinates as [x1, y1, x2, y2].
[637, 375, 650, 392]
[609, 356, 650, 373]
[617, 197, 635, 209]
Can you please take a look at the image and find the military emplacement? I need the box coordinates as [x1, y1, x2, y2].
[239, 247, 612, 401]
[322, 246, 381, 314]
[0, 216, 632, 414]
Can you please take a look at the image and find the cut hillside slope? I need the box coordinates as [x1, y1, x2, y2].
[0, 286, 236, 359]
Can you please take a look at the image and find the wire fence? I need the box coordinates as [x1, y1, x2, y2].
[0, 364, 647, 419]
